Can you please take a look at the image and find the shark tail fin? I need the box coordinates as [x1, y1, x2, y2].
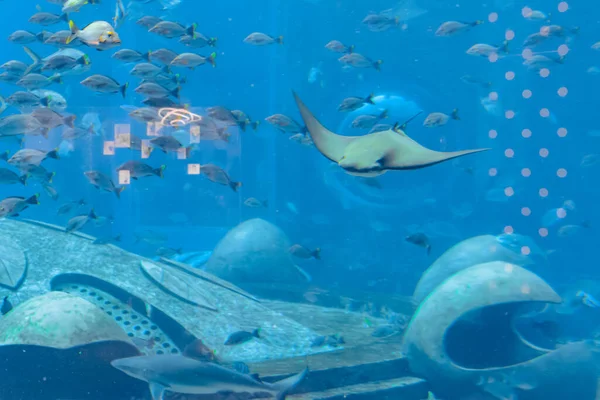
[273, 368, 309, 400]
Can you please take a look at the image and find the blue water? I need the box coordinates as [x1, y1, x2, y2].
[1, 0, 600, 398]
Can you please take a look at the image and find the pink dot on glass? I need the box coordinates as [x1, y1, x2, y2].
[504, 187, 514, 197]
[539, 148, 549, 158]
[557, 168, 567, 178]
[557, 208, 567, 218]
[521, 246, 531, 256]
[540, 108, 550, 118]
[539, 228, 549, 237]
[539, 188, 549, 197]
[558, 44, 569, 56]
[521, 168, 531, 177]
[522, 49, 533, 59]
[540, 68, 550, 78]
[505, 110, 515, 119]
[488, 12, 499, 22]
[489, 129, 498, 139]
[504, 225, 514, 234]
[521, 207, 531, 216]
[489, 92, 499, 101]
[489, 53, 499, 63]
[522, 129, 532, 138]
[521, 7, 533, 17]
[489, 168, 498, 176]
[522, 89, 532, 99]
[557, 127, 567, 137]
[505, 148, 514, 158]
[505, 30, 515, 41]
[558, 2, 568, 12]
[505, 71, 515, 80]
[558, 87, 568, 97]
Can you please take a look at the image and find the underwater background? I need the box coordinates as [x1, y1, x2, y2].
[0, 0, 599, 399]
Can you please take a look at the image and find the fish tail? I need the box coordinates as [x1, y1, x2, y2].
[251, 120, 260, 130]
[26, 194, 40, 205]
[347, 44, 355, 54]
[473, 20, 484, 26]
[273, 368, 309, 400]
[19, 174, 28, 186]
[114, 234, 122, 242]
[143, 50, 151, 62]
[365, 93, 375, 104]
[48, 172, 55, 184]
[220, 131, 231, 142]
[209, 37, 218, 47]
[187, 23, 197, 39]
[64, 115, 76, 128]
[185, 145, 193, 159]
[50, 73, 63, 84]
[262, 199, 269, 208]
[208, 52, 217, 68]
[379, 109, 388, 119]
[451, 108, 460, 120]
[47, 149, 60, 160]
[154, 165, 166, 178]
[229, 180, 242, 192]
[373, 59, 383, 71]
[171, 86, 181, 99]
[120, 82, 128, 98]
[36, 31, 47, 42]
[571, 26, 580, 35]
[40, 128, 49, 138]
[252, 328, 261, 338]
[427, 244, 432, 255]
[313, 247, 321, 260]
[40, 96, 50, 107]
[238, 120, 247, 132]
[501, 40, 509, 54]
[89, 208, 98, 219]
[23, 46, 41, 75]
[61, 13, 69, 22]
[115, 186, 126, 199]
[66, 20, 78, 45]
[0, 150, 9, 162]
[276, 35, 284, 45]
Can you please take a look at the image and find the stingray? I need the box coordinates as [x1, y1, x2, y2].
[293, 92, 490, 177]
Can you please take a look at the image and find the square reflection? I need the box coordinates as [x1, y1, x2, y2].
[115, 133, 131, 148]
[141, 140, 152, 159]
[188, 164, 200, 175]
[118, 170, 131, 185]
[103, 141, 115, 155]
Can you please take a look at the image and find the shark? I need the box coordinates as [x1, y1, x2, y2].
[111, 354, 308, 400]
[293, 92, 490, 177]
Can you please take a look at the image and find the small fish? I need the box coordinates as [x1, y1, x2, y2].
[576, 291, 600, 308]
[128, 107, 161, 123]
[149, 136, 191, 155]
[31, 89, 68, 111]
[244, 198, 268, 208]
[44, 30, 83, 47]
[265, 114, 306, 134]
[62, 125, 96, 141]
[0, 169, 27, 185]
[466, 41, 509, 57]
[19, 164, 54, 184]
[29, 12, 69, 26]
[113, 0, 127, 29]
[243, 32, 283, 46]
[1, 296, 13, 315]
[137, 16, 163, 29]
[588, 66, 600, 75]
[524, 9, 549, 21]
[371, 325, 398, 338]
[581, 154, 600, 167]
[435, 20, 483, 36]
[84, 170, 125, 199]
[156, 246, 182, 258]
[112, 49, 151, 63]
[224, 329, 261, 346]
[338, 53, 382, 70]
[130, 63, 169, 79]
[199, 164, 241, 192]
[81, 74, 128, 97]
[0, 194, 40, 217]
[207, 106, 237, 125]
[134, 229, 167, 246]
[289, 133, 314, 146]
[149, 21, 197, 39]
[42, 184, 59, 200]
[405, 233, 431, 254]
[57, 199, 86, 215]
[338, 94, 374, 112]
[182, 339, 219, 363]
[62, 0, 100, 13]
[8, 148, 59, 167]
[16, 73, 62, 90]
[66, 20, 121, 50]
[170, 52, 217, 69]
[8, 30, 39, 44]
[289, 244, 321, 260]
[362, 13, 399, 32]
[134, 82, 180, 99]
[179, 33, 217, 48]
[93, 234, 121, 245]
[325, 40, 354, 54]
[32, 108, 76, 135]
[593, 42, 600, 51]
[66, 209, 98, 233]
[423, 109, 459, 127]
[351, 110, 387, 129]
[117, 161, 165, 179]
[460, 75, 492, 88]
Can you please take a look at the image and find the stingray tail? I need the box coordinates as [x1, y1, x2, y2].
[434, 148, 491, 165]
[273, 368, 309, 400]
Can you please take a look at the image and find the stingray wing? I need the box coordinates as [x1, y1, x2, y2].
[382, 132, 490, 170]
[293, 91, 357, 163]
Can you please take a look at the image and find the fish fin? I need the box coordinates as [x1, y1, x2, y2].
[272, 368, 309, 400]
[161, 65, 171, 74]
[115, 185, 126, 199]
[373, 60, 383, 71]
[171, 86, 180, 99]
[48, 172, 55, 184]
[209, 37, 218, 47]
[262, 199, 268, 207]
[154, 165, 166, 178]
[365, 93, 375, 104]
[208, 52, 217, 68]
[427, 244, 432, 255]
[252, 328, 261, 338]
[312, 248, 321, 260]
[66, 20, 79, 45]
[23, 46, 41, 75]
[251, 120, 260, 130]
[294, 265, 312, 283]
[19, 174, 28, 186]
[186, 23, 197, 39]
[451, 108, 460, 120]
[293, 92, 357, 163]
[143, 51, 151, 62]
[26, 194, 40, 205]
[36, 31, 47, 42]
[89, 208, 98, 219]
[149, 382, 166, 400]
[276, 35, 284, 45]
[61, 13, 69, 22]
[501, 40, 509, 54]
[229, 180, 242, 192]
[250, 373, 263, 382]
[47, 149, 60, 159]
[348, 44, 355, 54]
[40, 128, 49, 138]
[114, 234, 121, 242]
[64, 115, 76, 128]
[40, 96, 50, 107]
[0, 150, 9, 162]
[120, 82, 128, 98]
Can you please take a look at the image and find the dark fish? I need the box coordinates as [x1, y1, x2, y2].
[371, 325, 398, 338]
[289, 244, 321, 260]
[224, 328, 261, 346]
[199, 164, 241, 192]
[66, 209, 98, 233]
[92, 233, 121, 245]
[84, 170, 126, 199]
[1, 296, 13, 315]
[405, 232, 431, 255]
[182, 339, 219, 363]
[57, 198, 86, 215]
